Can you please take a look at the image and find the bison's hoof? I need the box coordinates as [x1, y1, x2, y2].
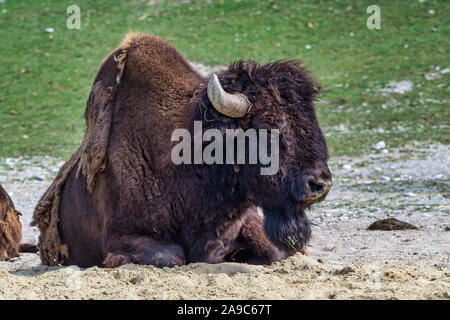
[299, 244, 309, 256]
[104, 253, 132, 268]
[148, 250, 185, 268]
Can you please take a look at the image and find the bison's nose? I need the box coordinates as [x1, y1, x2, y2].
[291, 166, 332, 204]
[307, 178, 332, 199]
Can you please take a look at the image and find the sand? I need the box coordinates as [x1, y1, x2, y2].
[0, 253, 448, 300]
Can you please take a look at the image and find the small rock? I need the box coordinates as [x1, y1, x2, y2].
[342, 164, 352, 170]
[335, 266, 355, 275]
[384, 271, 398, 279]
[137, 13, 148, 20]
[425, 71, 441, 80]
[404, 192, 417, 197]
[368, 218, 418, 231]
[382, 80, 413, 94]
[380, 176, 391, 181]
[372, 141, 386, 150]
[274, 267, 289, 274]
[129, 275, 144, 285]
[444, 226, 450, 232]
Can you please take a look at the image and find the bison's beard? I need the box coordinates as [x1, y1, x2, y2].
[262, 204, 311, 254]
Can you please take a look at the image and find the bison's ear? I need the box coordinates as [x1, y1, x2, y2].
[77, 81, 113, 192]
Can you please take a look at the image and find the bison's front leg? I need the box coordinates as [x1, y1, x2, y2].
[104, 235, 185, 268]
[237, 207, 289, 264]
[204, 206, 288, 265]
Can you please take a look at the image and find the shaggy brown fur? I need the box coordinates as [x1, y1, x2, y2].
[33, 33, 331, 268]
[203, 205, 289, 264]
[0, 184, 22, 261]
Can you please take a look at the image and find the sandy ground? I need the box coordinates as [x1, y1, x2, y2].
[0, 253, 448, 300]
[0, 143, 448, 300]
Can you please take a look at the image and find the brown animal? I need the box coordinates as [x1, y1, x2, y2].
[33, 33, 332, 268]
[0, 184, 22, 261]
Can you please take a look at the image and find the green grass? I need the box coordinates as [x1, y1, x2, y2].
[0, 0, 448, 159]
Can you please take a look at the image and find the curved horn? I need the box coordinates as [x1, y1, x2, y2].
[207, 73, 252, 118]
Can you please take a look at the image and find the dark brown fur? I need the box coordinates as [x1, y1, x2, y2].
[33, 33, 330, 268]
[0, 184, 22, 261]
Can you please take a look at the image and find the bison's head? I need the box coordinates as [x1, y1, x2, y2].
[190, 60, 332, 254]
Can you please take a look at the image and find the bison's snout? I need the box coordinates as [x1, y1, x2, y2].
[291, 165, 332, 204]
[307, 178, 332, 199]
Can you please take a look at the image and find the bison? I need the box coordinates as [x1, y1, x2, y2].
[0, 184, 22, 261]
[33, 33, 332, 268]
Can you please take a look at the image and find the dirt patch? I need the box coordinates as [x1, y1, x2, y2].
[0, 253, 448, 300]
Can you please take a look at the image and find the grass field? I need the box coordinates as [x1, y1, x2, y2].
[0, 0, 448, 159]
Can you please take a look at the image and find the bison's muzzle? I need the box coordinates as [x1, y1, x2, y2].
[290, 165, 332, 205]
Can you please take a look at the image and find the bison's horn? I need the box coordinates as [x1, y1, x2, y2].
[207, 73, 251, 118]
